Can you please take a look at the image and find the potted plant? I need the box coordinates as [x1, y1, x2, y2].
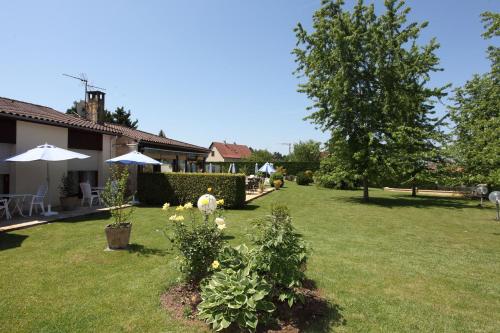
[58, 174, 78, 211]
[101, 166, 135, 250]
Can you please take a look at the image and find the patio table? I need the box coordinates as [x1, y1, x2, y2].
[0, 194, 29, 217]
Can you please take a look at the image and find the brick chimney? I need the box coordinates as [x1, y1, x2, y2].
[86, 90, 105, 123]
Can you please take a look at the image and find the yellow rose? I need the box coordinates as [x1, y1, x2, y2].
[216, 199, 224, 206]
[183, 202, 193, 209]
[217, 223, 226, 230]
[175, 215, 185, 222]
[162, 203, 170, 210]
[211, 260, 220, 269]
[207, 187, 213, 193]
[168, 214, 177, 221]
[176, 205, 185, 211]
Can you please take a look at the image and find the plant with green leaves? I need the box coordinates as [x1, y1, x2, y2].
[287, 140, 322, 163]
[162, 198, 226, 283]
[58, 173, 75, 197]
[449, 12, 500, 187]
[101, 165, 135, 227]
[198, 245, 275, 332]
[252, 205, 308, 307]
[294, 0, 447, 201]
[295, 171, 313, 186]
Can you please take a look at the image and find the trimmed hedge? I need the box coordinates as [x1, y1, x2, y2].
[137, 173, 246, 208]
[208, 161, 320, 176]
[296, 172, 313, 185]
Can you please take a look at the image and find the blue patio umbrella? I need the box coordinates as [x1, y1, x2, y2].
[106, 151, 161, 204]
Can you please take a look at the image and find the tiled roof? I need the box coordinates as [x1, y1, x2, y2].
[0, 97, 119, 134]
[0, 96, 209, 153]
[211, 142, 252, 159]
[105, 123, 209, 153]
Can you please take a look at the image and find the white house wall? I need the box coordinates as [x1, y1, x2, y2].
[15, 121, 68, 206]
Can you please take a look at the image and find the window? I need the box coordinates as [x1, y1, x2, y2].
[0, 118, 16, 144]
[0, 174, 9, 193]
[211, 151, 215, 156]
[68, 128, 102, 151]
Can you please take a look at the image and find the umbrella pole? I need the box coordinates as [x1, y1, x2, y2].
[43, 161, 58, 216]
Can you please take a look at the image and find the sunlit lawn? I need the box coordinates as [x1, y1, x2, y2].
[0, 182, 499, 332]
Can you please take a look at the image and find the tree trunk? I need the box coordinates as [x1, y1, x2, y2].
[362, 176, 369, 202]
[411, 183, 417, 197]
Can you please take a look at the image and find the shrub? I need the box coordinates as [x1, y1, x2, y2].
[295, 172, 313, 185]
[162, 200, 226, 283]
[198, 245, 275, 332]
[270, 172, 284, 187]
[252, 205, 308, 307]
[101, 166, 135, 226]
[205, 162, 320, 176]
[273, 180, 282, 189]
[138, 173, 246, 208]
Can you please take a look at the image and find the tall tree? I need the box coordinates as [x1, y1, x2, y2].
[294, 0, 445, 201]
[244, 149, 274, 162]
[158, 129, 166, 138]
[112, 106, 139, 129]
[449, 12, 500, 186]
[288, 140, 321, 162]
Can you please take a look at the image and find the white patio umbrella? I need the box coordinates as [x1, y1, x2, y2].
[254, 163, 259, 175]
[258, 162, 275, 175]
[208, 163, 213, 173]
[5, 143, 90, 216]
[106, 151, 162, 204]
[106, 151, 162, 165]
[229, 163, 236, 174]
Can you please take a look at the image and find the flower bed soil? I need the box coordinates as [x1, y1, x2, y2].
[160, 280, 331, 333]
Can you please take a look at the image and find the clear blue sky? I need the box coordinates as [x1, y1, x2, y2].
[1, 0, 498, 154]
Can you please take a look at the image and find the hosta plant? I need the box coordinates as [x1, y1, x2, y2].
[198, 245, 275, 332]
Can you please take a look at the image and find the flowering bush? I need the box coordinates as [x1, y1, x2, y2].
[162, 191, 227, 282]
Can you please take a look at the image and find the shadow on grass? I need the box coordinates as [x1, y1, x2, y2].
[0, 233, 29, 251]
[337, 194, 477, 210]
[235, 204, 260, 211]
[221, 235, 235, 241]
[127, 243, 168, 257]
[54, 211, 111, 223]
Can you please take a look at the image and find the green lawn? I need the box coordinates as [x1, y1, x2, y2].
[1, 183, 499, 332]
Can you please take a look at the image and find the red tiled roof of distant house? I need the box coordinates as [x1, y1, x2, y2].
[211, 142, 252, 159]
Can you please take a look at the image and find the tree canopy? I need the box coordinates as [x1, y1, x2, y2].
[294, 0, 446, 200]
[449, 12, 500, 186]
[288, 140, 322, 163]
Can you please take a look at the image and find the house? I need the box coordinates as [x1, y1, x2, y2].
[0, 91, 209, 206]
[206, 141, 252, 163]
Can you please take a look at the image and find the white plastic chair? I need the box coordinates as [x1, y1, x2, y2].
[0, 198, 11, 220]
[29, 183, 48, 216]
[80, 183, 101, 207]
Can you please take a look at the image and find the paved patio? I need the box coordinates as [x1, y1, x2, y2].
[0, 205, 112, 233]
[0, 189, 276, 233]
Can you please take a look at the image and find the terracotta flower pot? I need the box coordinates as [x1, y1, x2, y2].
[105, 223, 132, 249]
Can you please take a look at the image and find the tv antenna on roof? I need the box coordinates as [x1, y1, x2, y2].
[62, 73, 106, 105]
[280, 142, 292, 154]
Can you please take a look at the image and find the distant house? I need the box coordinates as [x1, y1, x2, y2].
[0, 91, 209, 206]
[206, 141, 252, 163]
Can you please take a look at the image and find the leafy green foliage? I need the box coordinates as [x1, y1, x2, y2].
[287, 140, 322, 163]
[58, 173, 76, 197]
[198, 245, 275, 332]
[295, 171, 313, 186]
[244, 149, 275, 163]
[163, 205, 225, 283]
[269, 172, 284, 187]
[449, 11, 500, 187]
[101, 166, 135, 226]
[111, 106, 138, 129]
[252, 205, 308, 307]
[294, 0, 447, 201]
[137, 173, 246, 208]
